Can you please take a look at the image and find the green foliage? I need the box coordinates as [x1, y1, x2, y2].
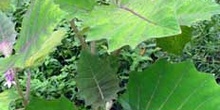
[156, 26, 192, 55]
[26, 96, 75, 110]
[0, 90, 18, 110]
[119, 59, 220, 110]
[176, 0, 220, 26]
[79, 0, 181, 52]
[61, 0, 220, 52]
[186, 14, 220, 74]
[76, 50, 120, 109]
[14, 0, 66, 68]
[15, 30, 80, 101]
[0, 0, 220, 110]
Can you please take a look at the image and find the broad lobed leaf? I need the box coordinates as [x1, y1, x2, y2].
[76, 50, 120, 109]
[62, 0, 220, 52]
[119, 59, 220, 110]
[79, 0, 181, 52]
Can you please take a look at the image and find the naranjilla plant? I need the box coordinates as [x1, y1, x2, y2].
[0, 0, 220, 110]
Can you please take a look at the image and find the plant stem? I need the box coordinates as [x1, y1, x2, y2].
[90, 41, 96, 54]
[14, 69, 28, 107]
[25, 69, 31, 103]
[70, 19, 87, 49]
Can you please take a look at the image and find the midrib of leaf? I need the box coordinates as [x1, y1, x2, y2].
[88, 59, 105, 100]
[117, 1, 179, 31]
[119, 5, 156, 25]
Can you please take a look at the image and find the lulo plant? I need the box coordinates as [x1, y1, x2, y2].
[0, 0, 220, 110]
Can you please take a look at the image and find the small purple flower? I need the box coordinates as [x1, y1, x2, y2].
[4, 68, 16, 88]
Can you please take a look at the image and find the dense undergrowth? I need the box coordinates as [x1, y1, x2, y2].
[0, 1, 220, 110]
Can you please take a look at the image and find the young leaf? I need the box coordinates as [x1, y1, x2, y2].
[26, 96, 75, 110]
[0, 11, 16, 57]
[156, 26, 192, 55]
[76, 50, 120, 109]
[176, 0, 220, 25]
[14, 0, 66, 68]
[0, 90, 18, 110]
[119, 59, 220, 110]
[79, 0, 181, 52]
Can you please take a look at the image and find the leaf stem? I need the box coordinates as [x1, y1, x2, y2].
[90, 41, 96, 54]
[70, 19, 88, 49]
[25, 69, 31, 103]
[14, 69, 28, 107]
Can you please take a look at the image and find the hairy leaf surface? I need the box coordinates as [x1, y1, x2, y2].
[119, 59, 220, 110]
[76, 50, 120, 108]
[14, 0, 66, 68]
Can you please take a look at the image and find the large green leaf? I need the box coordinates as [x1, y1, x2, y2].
[0, 90, 18, 110]
[156, 26, 192, 55]
[76, 50, 120, 109]
[176, 0, 220, 25]
[0, 11, 16, 57]
[26, 96, 75, 110]
[119, 59, 220, 110]
[79, 0, 181, 52]
[14, 0, 66, 68]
